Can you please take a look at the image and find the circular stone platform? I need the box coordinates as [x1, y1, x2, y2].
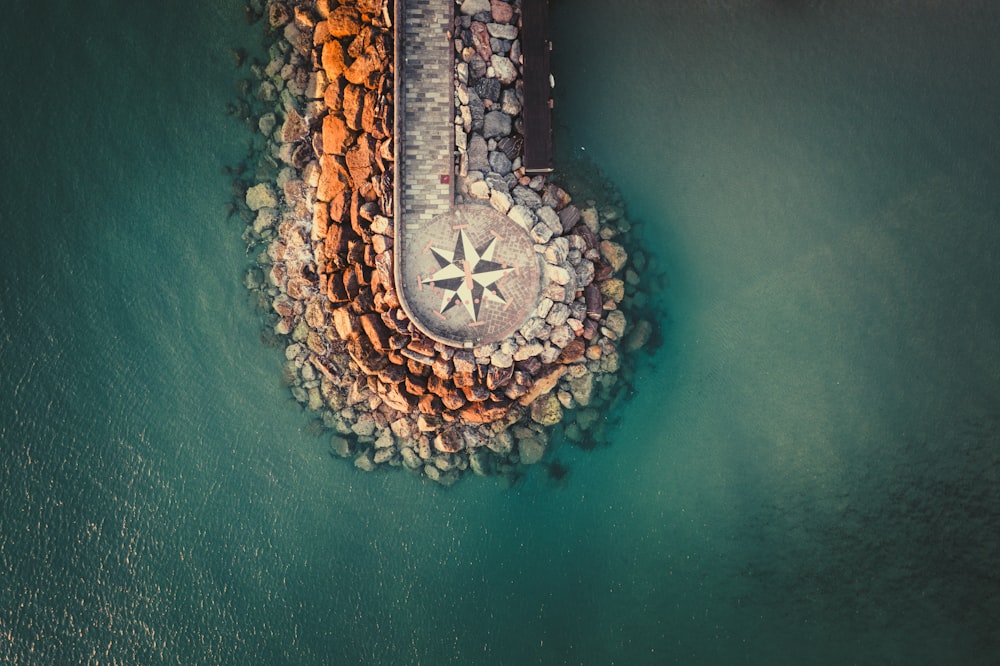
[397, 204, 542, 347]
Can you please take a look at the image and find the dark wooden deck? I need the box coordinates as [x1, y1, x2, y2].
[521, 0, 553, 174]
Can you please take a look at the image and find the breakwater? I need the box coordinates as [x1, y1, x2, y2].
[232, 0, 658, 484]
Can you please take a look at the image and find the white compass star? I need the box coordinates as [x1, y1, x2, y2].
[422, 229, 515, 322]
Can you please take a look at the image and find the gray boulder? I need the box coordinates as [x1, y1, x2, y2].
[483, 110, 512, 139]
[488, 150, 513, 175]
[467, 134, 490, 171]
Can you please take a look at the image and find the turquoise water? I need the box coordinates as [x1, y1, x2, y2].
[1, 1, 998, 664]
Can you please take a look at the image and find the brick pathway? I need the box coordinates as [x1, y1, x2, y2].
[394, 0, 541, 347]
[396, 0, 453, 227]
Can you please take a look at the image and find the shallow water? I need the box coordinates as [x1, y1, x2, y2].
[1, 1, 998, 664]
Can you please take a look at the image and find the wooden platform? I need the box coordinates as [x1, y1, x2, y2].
[521, 0, 553, 174]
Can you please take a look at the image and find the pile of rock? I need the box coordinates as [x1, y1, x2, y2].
[232, 0, 656, 485]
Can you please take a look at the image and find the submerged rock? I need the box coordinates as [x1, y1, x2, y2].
[517, 435, 546, 465]
[246, 183, 278, 211]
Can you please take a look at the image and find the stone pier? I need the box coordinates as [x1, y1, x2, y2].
[394, 0, 542, 347]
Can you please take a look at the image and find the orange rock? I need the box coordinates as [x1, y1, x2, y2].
[360, 313, 392, 351]
[313, 20, 331, 47]
[286, 277, 312, 301]
[328, 189, 350, 223]
[323, 76, 344, 113]
[517, 365, 568, 406]
[344, 51, 385, 89]
[315, 0, 335, 19]
[360, 92, 384, 140]
[345, 136, 376, 189]
[347, 25, 374, 59]
[326, 6, 361, 38]
[293, 6, 316, 30]
[460, 401, 511, 424]
[321, 114, 353, 156]
[311, 203, 329, 242]
[356, 0, 384, 15]
[328, 271, 349, 303]
[557, 337, 586, 364]
[332, 306, 358, 340]
[316, 155, 349, 202]
[342, 84, 365, 130]
[321, 39, 347, 81]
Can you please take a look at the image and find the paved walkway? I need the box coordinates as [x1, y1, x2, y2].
[394, 0, 542, 348]
[396, 0, 453, 227]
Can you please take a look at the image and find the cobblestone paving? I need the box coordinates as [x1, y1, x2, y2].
[395, 0, 542, 347]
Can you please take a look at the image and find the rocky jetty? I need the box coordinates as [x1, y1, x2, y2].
[230, 0, 660, 485]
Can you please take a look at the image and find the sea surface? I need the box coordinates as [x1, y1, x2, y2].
[1, 1, 998, 664]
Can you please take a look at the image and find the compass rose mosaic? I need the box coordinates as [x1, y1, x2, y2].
[398, 204, 542, 347]
[423, 229, 515, 322]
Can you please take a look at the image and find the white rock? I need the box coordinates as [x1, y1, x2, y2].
[540, 344, 561, 364]
[513, 342, 544, 361]
[308, 387, 324, 411]
[545, 263, 571, 286]
[518, 317, 546, 340]
[530, 222, 553, 244]
[491, 55, 518, 85]
[400, 447, 422, 469]
[490, 189, 513, 214]
[252, 207, 278, 235]
[469, 449, 493, 476]
[568, 373, 594, 407]
[258, 112, 277, 136]
[518, 435, 547, 463]
[580, 206, 600, 233]
[460, 0, 491, 15]
[487, 22, 519, 40]
[533, 297, 554, 319]
[508, 204, 535, 231]
[330, 435, 351, 457]
[246, 183, 278, 211]
[543, 236, 569, 265]
[351, 413, 376, 437]
[549, 324, 574, 348]
[374, 429, 395, 449]
[354, 450, 376, 472]
[490, 350, 514, 368]
[574, 260, 595, 287]
[390, 418, 413, 439]
[546, 303, 571, 327]
[468, 179, 491, 201]
[605, 310, 627, 338]
[487, 430, 514, 456]
[537, 206, 563, 236]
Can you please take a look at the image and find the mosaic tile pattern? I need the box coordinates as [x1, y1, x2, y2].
[400, 205, 542, 347]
